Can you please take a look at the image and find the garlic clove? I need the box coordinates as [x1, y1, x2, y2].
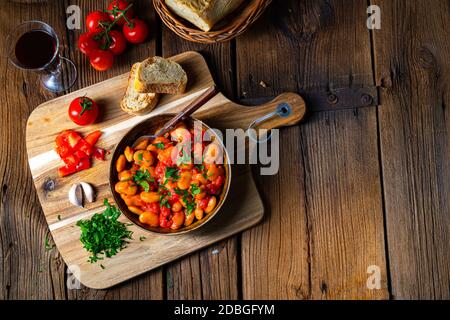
[69, 183, 83, 208]
[80, 182, 95, 203]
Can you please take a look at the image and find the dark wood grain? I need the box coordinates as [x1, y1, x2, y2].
[0, 0, 163, 299]
[237, 0, 389, 299]
[0, 0, 69, 300]
[161, 24, 239, 300]
[66, 0, 164, 300]
[372, 0, 450, 299]
[1, 0, 449, 300]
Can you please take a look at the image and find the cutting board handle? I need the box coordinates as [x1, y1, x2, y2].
[196, 92, 307, 131]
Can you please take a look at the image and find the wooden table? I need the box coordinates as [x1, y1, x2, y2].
[0, 0, 448, 300]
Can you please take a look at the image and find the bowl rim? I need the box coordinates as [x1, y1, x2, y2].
[109, 114, 232, 236]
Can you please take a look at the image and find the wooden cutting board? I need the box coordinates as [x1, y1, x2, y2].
[26, 51, 306, 289]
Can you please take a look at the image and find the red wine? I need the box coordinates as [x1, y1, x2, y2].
[15, 30, 56, 69]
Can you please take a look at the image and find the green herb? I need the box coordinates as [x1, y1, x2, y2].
[44, 235, 55, 251]
[185, 201, 195, 216]
[195, 164, 205, 171]
[202, 172, 208, 180]
[138, 180, 150, 192]
[137, 153, 144, 161]
[165, 167, 180, 181]
[133, 169, 154, 192]
[153, 142, 165, 150]
[174, 188, 185, 196]
[57, 215, 62, 221]
[160, 196, 171, 209]
[139, 236, 146, 241]
[190, 184, 201, 195]
[100, 264, 105, 270]
[76, 199, 133, 263]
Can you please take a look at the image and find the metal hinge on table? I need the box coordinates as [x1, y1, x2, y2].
[298, 86, 380, 112]
[242, 86, 380, 112]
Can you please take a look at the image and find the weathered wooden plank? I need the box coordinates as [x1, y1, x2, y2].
[372, 0, 450, 299]
[0, 0, 70, 301]
[237, 0, 389, 299]
[64, 0, 164, 299]
[162, 25, 239, 300]
[0, 0, 164, 299]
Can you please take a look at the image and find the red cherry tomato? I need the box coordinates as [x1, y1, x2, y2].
[122, 18, 148, 44]
[107, 0, 134, 26]
[68, 97, 99, 126]
[89, 49, 114, 71]
[77, 32, 100, 56]
[86, 10, 110, 32]
[107, 30, 127, 55]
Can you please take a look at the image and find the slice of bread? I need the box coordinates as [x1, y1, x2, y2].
[134, 56, 187, 94]
[120, 63, 160, 116]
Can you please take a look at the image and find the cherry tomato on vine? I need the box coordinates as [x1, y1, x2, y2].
[68, 97, 99, 126]
[89, 49, 114, 71]
[107, 30, 127, 55]
[77, 32, 100, 55]
[86, 10, 110, 32]
[107, 0, 134, 26]
[122, 18, 148, 44]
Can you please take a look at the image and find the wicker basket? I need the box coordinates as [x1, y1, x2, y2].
[153, 0, 272, 44]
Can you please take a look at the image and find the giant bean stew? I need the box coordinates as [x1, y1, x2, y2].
[114, 122, 225, 230]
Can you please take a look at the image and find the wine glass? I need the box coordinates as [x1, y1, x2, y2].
[6, 20, 77, 93]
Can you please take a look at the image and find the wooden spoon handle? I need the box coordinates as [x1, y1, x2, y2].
[154, 86, 218, 138]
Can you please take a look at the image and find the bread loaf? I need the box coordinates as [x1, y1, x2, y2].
[165, 0, 245, 32]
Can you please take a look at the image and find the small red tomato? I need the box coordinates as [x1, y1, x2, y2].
[107, 0, 134, 26]
[107, 30, 127, 55]
[122, 18, 148, 44]
[89, 49, 114, 71]
[86, 10, 110, 32]
[77, 32, 100, 55]
[68, 97, 99, 126]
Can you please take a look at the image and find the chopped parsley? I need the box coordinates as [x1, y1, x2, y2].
[185, 201, 195, 216]
[57, 215, 61, 221]
[137, 153, 144, 161]
[139, 236, 146, 241]
[195, 164, 205, 171]
[44, 235, 55, 251]
[134, 169, 154, 192]
[174, 187, 195, 216]
[190, 184, 201, 195]
[153, 142, 165, 150]
[100, 264, 105, 270]
[160, 195, 171, 208]
[165, 167, 180, 181]
[76, 199, 133, 263]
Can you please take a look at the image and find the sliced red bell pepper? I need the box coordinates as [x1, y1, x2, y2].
[73, 150, 89, 159]
[75, 158, 91, 172]
[58, 164, 77, 177]
[63, 154, 79, 166]
[66, 131, 82, 149]
[56, 144, 71, 158]
[93, 148, 106, 161]
[77, 139, 94, 157]
[84, 130, 102, 146]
